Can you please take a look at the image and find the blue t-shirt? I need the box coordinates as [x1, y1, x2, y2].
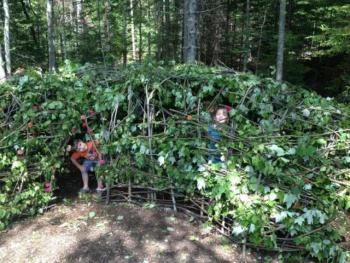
[208, 125, 222, 163]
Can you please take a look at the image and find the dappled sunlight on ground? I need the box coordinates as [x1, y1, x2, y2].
[0, 202, 262, 263]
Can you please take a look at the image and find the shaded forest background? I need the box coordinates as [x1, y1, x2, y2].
[1, 0, 349, 97]
[1, 1, 350, 261]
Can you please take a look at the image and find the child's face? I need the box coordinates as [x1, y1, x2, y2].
[77, 141, 87, 152]
[214, 108, 228, 124]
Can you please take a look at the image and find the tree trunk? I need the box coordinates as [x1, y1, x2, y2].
[122, 0, 128, 65]
[183, 0, 197, 63]
[173, 0, 181, 61]
[224, 0, 231, 65]
[97, 0, 104, 63]
[103, 0, 111, 53]
[20, 0, 38, 46]
[231, 0, 237, 66]
[255, 8, 268, 73]
[276, 0, 286, 83]
[138, 0, 143, 61]
[0, 45, 6, 81]
[76, 0, 83, 34]
[47, 0, 56, 71]
[147, 0, 151, 57]
[75, 0, 83, 51]
[61, 0, 67, 62]
[3, 0, 11, 76]
[130, 0, 137, 61]
[242, 0, 250, 72]
[156, 0, 163, 60]
[164, 0, 171, 59]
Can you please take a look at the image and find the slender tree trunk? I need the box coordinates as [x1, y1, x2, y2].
[76, 0, 83, 34]
[231, 0, 237, 66]
[276, 0, 286, 83]
[156, 0, 163, 60]
[243, 0, 250, 72]
[212, 13, 222, 65]
[147, 0, 151, 57]
[239, 3, 245, 70]
[20, 0, 38, 46]
[61, 0, 67, 62]
[97, 0, 105, 64]
[3, 0, 11, 76]
[0, 45, 6, 81]
[224, 0, 231, 65]
[103, 0, 111, 53]
[255, 8, 267, 73]
[122, 0, 128, 65]
[173, 0, 181, 61]
[47, 0, 56, 71]
[138, 0, 143, 61]
[75, 0, 83, 52]
[183, 0, 197, 63]
[130, 0, 137, 61]
[164, 0, 171, 59]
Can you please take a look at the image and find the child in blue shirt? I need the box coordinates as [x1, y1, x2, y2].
[208, 106, 230, 163]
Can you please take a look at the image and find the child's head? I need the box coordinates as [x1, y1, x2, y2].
[74, 139, 87, 152]
[213, 107, 229, 124]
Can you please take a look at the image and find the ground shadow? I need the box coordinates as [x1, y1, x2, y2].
[63, 205, 241, 263]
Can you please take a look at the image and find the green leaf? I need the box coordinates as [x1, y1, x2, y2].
[197, 177, 206, 190]
[158, 155, 165, 166]
[88, 211, 96, 218]
[295, 216, 304, 226]
[283, 193, 298, 209]
[166, 227, 175, 232]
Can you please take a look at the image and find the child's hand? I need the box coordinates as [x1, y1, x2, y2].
[98, 159, 106, 166]
[66, 145, 72, 152]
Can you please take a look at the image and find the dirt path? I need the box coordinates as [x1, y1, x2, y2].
[0, 200, 262, 263]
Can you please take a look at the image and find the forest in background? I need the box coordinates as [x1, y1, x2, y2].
[0, 0, 349, 96]
[1, 1, 350, 262]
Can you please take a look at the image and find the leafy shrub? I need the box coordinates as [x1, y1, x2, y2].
[0, 62, 349, 262]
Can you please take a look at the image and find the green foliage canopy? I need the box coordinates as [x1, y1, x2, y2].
[0, 62, 349, 262]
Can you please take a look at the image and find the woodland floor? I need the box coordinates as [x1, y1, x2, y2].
[0, 201, 263, 263]
[0, 171, 263, 263]
[0, 172, 348, 263]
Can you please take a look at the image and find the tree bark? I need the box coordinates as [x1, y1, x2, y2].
[255, 8, 268, 73]
[156, 0, 163, 60]
[103, 0, 111, 53]
[130, 0, 137, 61]
[243, 0, 250, 72]
[3, 0, 11, 76]
[97, 0, 104, 63]
[122, 0, 128, 65]
[147, 0, 151, 57]
[173, 0, 181, 61]
[75, 0, 83, 51]
[20, 0, 38, 46]
[47, 0, 56, 71]
[276, 0, 286, 83]
[76, 0, 83, 34]
[0, 44, 6, 81]
[183, 0, 197, 63]
[138, 0, 143, 61]
[164, 0, 171, 59]
[60, 0, 67, 62]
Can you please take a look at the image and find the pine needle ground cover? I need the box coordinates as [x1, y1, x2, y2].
[0, 62, 349, 262]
